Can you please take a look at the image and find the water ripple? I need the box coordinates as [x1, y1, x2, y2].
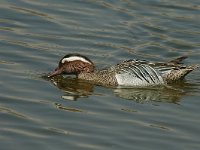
[0, 0, 200, 150]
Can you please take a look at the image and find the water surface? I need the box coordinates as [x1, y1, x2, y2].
[0, 0, 200, 150]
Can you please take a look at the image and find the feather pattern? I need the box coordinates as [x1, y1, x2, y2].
[113, 60, 164, 86]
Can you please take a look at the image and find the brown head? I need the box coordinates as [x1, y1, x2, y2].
[48, 54, 95, 78]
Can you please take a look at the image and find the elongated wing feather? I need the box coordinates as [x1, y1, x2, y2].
[113, 60, 164, 86]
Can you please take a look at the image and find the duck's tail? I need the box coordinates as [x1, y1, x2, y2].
[182, 64, 199, 77]
[162, 56, 198, 83]
[165, 64, 199, 83]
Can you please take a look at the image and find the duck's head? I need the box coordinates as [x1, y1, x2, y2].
[48, 54, 95, 78]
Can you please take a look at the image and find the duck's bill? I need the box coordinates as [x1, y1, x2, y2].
[48, 69, 62, 78]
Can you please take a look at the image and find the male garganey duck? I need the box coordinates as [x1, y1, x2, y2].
[48, 54, 198, 87]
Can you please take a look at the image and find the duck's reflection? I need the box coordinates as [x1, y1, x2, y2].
[49, 75, 94, 101]
[113, 86, 184, 103]
[48, 75, 190, 103]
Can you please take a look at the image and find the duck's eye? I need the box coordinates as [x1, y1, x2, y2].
[55, 67, 59, 71]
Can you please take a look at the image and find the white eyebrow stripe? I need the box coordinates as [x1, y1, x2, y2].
[61, 56, 92, 64]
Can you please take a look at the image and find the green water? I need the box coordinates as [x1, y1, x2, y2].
[0, 0, 200, 150]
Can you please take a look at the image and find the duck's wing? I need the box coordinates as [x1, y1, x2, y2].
[108, 56, 198, 86]
[112, 60, 165, 86]
[115, 57, 198, 84]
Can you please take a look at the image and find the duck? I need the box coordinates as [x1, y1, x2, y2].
[48, 53, 198, 87]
